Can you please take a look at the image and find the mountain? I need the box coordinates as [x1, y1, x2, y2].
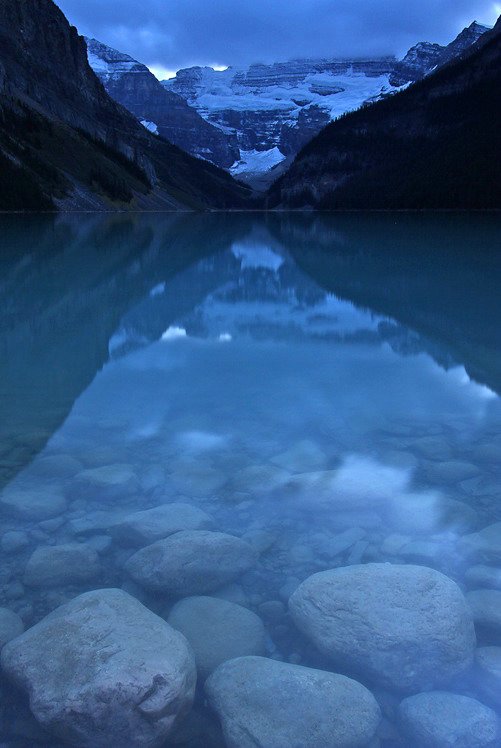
[268, 16, 501, 210]
[162, 23, 489, 185]
[0, 0, 249, 211]
[163, 58, 397, 184]
[389, 21, 490, 86]
[85, 38, 239, 169]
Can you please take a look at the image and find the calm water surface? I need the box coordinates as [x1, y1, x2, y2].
[0, 213, 500, 746]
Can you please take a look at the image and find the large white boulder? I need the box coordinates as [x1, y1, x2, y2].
[289, 563, 476, 692]
[125, 531, 257, 595]
[1, 589, 196, 747]
[168, 596, 266, 680]
[205, 656, 381, 748]
[398, 691, 500, 747]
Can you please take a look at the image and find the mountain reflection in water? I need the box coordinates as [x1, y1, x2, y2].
[0, 212, 500, 747]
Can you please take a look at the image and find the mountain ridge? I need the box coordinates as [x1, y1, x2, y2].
[0, 0, 250, 211]
[158, 21, 489, 183]
[267, 15, 501, 209]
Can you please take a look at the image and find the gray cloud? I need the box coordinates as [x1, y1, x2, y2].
[57, 0, 498, 74]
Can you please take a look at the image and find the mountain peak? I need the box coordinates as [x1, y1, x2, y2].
[468, 21, 491, 33]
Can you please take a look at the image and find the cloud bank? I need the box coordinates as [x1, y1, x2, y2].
[57, 0, 499, 75]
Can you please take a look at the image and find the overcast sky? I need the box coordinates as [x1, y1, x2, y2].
[57, 0, 500, 79]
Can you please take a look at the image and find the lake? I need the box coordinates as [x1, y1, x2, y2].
[0, 212, 500, 747]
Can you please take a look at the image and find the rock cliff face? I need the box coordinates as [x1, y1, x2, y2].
[389, 21, 490, 86]
[86, 38, 239, 169]
[269, 16, 501, 210]
[389, 43, 444, 87]
[0, 0, 249, 210]
[164, 58, 397, 182]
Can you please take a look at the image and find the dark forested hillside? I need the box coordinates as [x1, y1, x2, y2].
[269, 17, 501, 210]
[0, 0, 250, 211]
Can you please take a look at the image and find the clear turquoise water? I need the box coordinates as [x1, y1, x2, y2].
[0, 213, 500, 746]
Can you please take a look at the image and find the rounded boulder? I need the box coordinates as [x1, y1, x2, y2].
[1, 588, 196, 747]
[289, 563, 476, 692]
[168, 596, 266, 680]
[125, 531, 257, 595]
[398, 691, 500, 747]
[205, 656, 381, 748]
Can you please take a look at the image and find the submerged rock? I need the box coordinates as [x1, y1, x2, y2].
[465, 565, 501, 590]
[398, 691, 500, 747]
[475, 647, 501, 708]
[29, 454, 83, 479]
[289, 563, 475, 692]
[205, 656, 381, 748]
[168, 596, 266, 679]
[466, 589, 501, 635]
[168, 461, 227, 497]
[424, 460, 480, 485]
[73, 463, 138, 498]
[231, 464, 290, 495]
[271, 440, 326, 472]
[23, 544, 101, 587]
[112, 502, 213, 545]
[411, 435, 453, 460]
[460, 523, 501, 562]
[69, 509, 127, 536]
[1, 530, 29, 554]
[0, 608, 24, 649]
[0, 486, 67, 520]
[1, 589, 196, 747]
[125, 530, 257, 595]
[389, 496, 477, 535]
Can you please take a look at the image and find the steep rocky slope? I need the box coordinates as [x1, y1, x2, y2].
[389, 21, 490, 86]
[0, 0, 249, 211]
[268, 17, 501, 210]
[86, 38, 239, 169]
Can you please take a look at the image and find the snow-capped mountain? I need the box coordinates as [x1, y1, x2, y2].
[85, 38, 239, 169]
[163, 22, 489, 183]
[85, 21, 490, 185]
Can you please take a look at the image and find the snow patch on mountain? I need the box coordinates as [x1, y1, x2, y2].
[140, 120, 159, 134]
[231, 147, 285, 176]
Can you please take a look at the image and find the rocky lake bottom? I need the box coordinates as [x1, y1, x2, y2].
[0, 213, 500, 747]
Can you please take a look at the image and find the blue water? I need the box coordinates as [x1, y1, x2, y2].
[0, 213, 500, 746]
